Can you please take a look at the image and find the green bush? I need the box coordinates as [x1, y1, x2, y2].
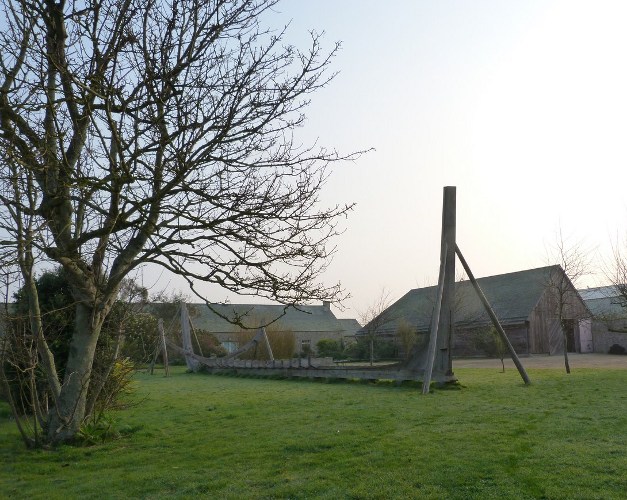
[316, 338, 342, 358]
[89, 357, 137, 417]
[473, 326, 505, 358]
[396, 320, 418, 359]
[343, 337, 398, 361]
[3, 268, 144, 419]
[120, 312, 159, 363]
[77, 416, 121, 446]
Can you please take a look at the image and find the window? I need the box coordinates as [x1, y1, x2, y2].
[300, 339, 312, 355]
[221, 341, 238, 354]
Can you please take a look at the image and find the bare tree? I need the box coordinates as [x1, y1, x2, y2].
[607, 239, 627, 309]
[358, 289, 395, 366]
[545, 229, 593, 374]
[0, 0, 360, 444]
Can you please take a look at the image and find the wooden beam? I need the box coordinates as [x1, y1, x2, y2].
[261, 328, 274, 361]
[455, 245, 531, 385]
[180, 303, 199, 372]
[422, 243, 447, 394]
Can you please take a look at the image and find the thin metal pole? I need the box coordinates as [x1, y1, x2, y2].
[455, 245, 531, 385]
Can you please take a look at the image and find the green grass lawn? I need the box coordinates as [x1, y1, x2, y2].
[1, 366, 626, 499]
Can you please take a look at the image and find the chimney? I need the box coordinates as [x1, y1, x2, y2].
[322, 300, 331, 311]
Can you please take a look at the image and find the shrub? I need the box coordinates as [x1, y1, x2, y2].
[396, 320, 418, 359]
[77, 416, 121, 446]
[316, 338, 342, 359]
[193, 330, 227, 358]
[473, 326, 506, 371]
[343, 337, 398, 361]
[235, 328, 296, 359]
[120, 312, 160, 363]
[608, 343, 626, 355]
[2, 268, 142, 420]
[84, 356, 137, 430]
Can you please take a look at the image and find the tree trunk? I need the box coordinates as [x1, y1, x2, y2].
[24, 276, 61, 402]
[562, 333, 571, 374]
[47, 302, 103, 443]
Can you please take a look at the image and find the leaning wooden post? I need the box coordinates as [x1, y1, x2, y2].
[158, 319, 170, 377]
[260, 328, 274, 361]
[455, 245, 531, 385]
[180, 303, 199, 372]
[422, 243, 447, 394]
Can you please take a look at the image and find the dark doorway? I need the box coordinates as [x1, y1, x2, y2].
[563, 319, 576, 352]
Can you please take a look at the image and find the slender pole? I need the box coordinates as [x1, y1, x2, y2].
[158, 319, 170, 377]
[261, 327, 274, 361]
[455, 245, 531, 385]
[422, 243, 447, 394]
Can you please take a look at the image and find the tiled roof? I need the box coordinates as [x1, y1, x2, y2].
[337, 318, 362, 335]
[182, 303, 354, 333]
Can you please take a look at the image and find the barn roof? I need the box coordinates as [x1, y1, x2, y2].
[185, 302, 354, 334]
[579, 285, 627, 319]
[337, 318, 362, 336]
[361, 265, 565, 335]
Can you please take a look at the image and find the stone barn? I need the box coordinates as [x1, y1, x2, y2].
[579, 286, 627, 354]
[361, 266, 591, 357]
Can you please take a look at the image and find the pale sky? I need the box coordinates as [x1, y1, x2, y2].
[161, 0, 627, 319]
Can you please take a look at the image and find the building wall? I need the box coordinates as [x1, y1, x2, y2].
[292, 330, 344, 355]
[212, 329, 344, 357]
[452, 325, 529, 358]
[527, 286, 590, 354]
[592, 320, 627, 354]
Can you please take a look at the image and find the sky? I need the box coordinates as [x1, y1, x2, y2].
[161, 0, 627, 320]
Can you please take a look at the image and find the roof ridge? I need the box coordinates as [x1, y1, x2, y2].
[408, 265, 559, 293]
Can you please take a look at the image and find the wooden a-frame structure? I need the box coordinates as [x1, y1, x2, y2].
[419, 186, 530, 393]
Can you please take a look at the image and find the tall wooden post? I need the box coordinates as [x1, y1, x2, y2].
[437, 186, 456, 376]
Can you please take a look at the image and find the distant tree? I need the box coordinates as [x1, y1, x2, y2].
[608, 240, 627, 309]
[0, 0, 359, 444]
[473, 326, 506, 372]
[358, 289, 395, 366]
[545, 229, 593, 374]
[396, 320, 418, 360]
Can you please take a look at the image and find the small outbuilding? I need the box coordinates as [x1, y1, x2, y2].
[579, 286, 627, 354]
[361, 265, 591, 357]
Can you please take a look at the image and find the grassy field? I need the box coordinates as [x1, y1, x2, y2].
[1, 366, 626, 499]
